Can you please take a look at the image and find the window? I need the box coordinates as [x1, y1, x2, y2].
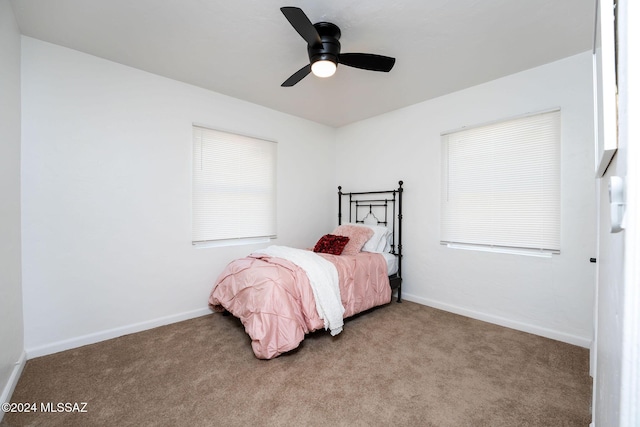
[440, 109, 560, 254]
[192, 126, 277, 245]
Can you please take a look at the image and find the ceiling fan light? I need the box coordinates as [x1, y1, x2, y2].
[311, 60, 337, 78]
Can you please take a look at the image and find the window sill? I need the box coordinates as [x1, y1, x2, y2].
[193, 237, 272, 249]
[444, 243, 557, 258]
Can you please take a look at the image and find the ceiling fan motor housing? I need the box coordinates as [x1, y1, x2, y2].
[308, 22, 341, 65]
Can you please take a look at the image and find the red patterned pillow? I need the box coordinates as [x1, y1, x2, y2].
[313, 234, 350, 255]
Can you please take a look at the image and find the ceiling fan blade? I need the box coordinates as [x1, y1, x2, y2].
[339, 53, 396, 72]
[280, 7, 322, 48]
[281, 64, 312, 87]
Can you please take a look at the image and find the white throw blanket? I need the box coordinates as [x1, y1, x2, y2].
[256, 245, 345, 336]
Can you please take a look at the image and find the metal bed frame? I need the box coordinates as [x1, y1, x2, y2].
[338, 180, 403, 302]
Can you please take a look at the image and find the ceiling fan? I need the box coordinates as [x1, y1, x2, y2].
[280, 6, 396, 87]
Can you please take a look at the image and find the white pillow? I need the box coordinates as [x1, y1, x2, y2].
[346, 223, 392, 253]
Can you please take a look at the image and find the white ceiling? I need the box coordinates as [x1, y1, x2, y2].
[10, 0, 595, 128]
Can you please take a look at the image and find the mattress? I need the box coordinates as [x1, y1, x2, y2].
[381, 252, 398, 275]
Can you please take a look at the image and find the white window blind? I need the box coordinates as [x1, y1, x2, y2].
[192, 126, 277, 244]
[440, 109, 561, 253]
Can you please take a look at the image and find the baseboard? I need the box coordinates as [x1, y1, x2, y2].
[0, 351, 27, 419]
[25, 307, 213, 359]
[402, 293, 592, 348]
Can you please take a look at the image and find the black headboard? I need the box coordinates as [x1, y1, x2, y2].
[338, 181, 403, 302]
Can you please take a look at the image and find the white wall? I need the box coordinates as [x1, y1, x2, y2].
[0, 0, 25, 410]
[336, 52, 597, 346]
[20, 37, 337, 356]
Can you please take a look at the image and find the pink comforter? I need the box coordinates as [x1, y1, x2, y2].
[209, 250, 391, 359]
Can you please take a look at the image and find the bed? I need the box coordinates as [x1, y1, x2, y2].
[208, 181, 403, 359]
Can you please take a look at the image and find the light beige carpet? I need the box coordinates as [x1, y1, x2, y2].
[2, 301, 591, 426]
